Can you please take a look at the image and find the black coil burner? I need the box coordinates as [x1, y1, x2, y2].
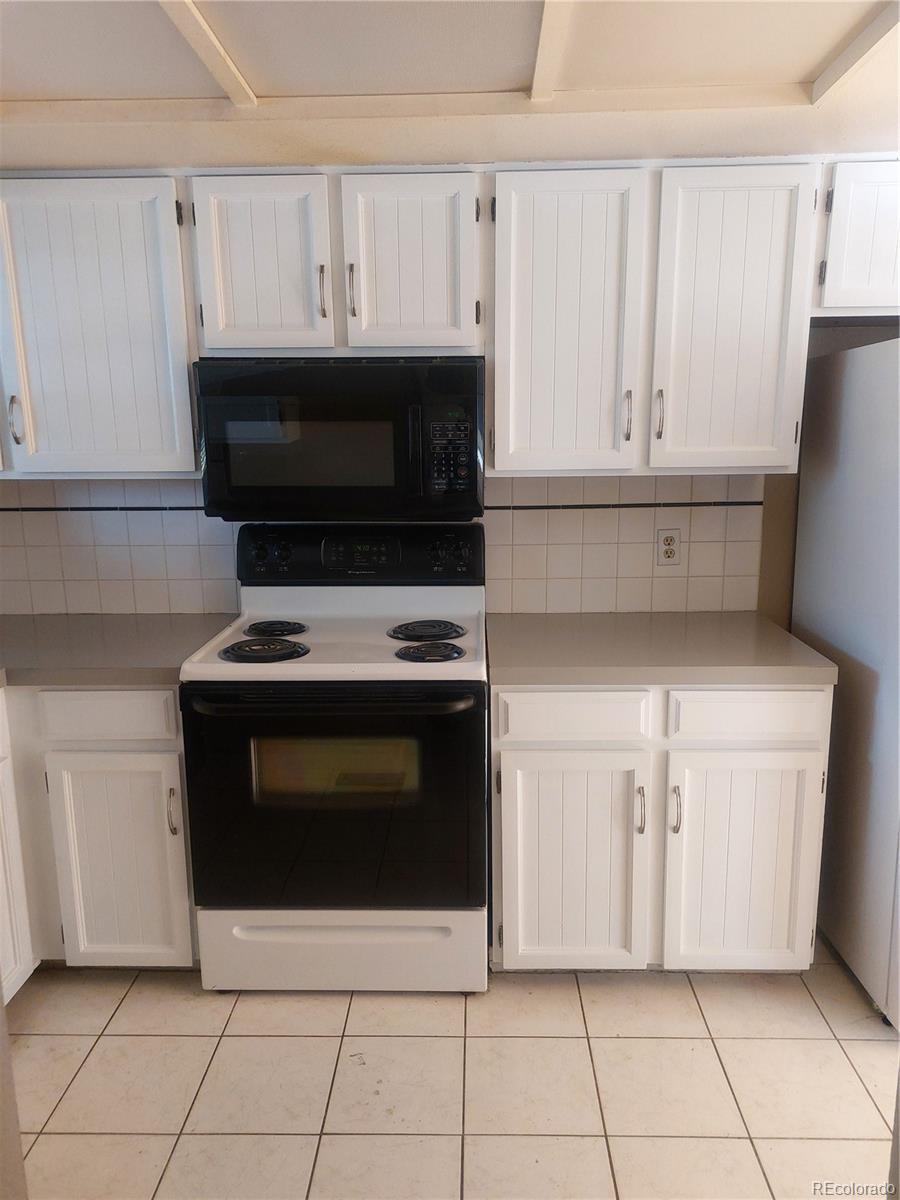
[244, 620, 309, 637]
[395, 641, 466, 663]
[388, 619, 467, 642]
[220, 637, 310, 664]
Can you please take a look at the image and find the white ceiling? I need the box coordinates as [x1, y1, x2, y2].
[0, 0, 893, 102]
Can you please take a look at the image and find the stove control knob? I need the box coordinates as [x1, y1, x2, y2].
[273, 542, 292, 565]
[253, 543, 269, 564]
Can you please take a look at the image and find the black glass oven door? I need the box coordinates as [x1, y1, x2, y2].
[180, 683, 488, 910]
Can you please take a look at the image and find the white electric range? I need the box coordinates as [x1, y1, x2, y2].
[179, 523, 488, 993]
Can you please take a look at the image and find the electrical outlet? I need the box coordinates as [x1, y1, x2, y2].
[656, 528, 681, 566]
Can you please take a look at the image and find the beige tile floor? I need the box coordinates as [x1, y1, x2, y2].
[6, 939, 897, 1200]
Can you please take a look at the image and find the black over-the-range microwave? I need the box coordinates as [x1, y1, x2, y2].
[195, 357, 484, 522]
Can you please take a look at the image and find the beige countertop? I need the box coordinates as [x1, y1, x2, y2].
[486, 611, 838, 686]
[0, 611, 837, 688]
[0, 614, 233, 686]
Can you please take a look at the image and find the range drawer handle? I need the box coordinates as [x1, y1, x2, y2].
[166, 787, 178, 836]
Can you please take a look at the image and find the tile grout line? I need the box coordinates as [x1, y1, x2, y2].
[798, 970, 895, 1135]
[148, 985, 241, 1200]
[460, 992, 467, 1200]
[304, 991, 352, 1200]
[575, 973, 620, 1200]
[685, 973, 777, 1200]
[24, 968, 143, 1152]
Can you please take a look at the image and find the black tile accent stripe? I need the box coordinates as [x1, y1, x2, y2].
[0, 505, 205, 513]
[485, 500, 763, 511]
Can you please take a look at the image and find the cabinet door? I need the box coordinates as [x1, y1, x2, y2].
[0, 178, 193, 472]
[500, 749, 650, 969]
[494, 169, 647, 471]
[663, 750, 824, 970]
[191, 175, 334, 349]
[822, 161, 900, 308]
[341, 173, 478, 346]
[47, 752, 192, 967]
[650, 165, 817, 470]
[0, 756, 36, 1001]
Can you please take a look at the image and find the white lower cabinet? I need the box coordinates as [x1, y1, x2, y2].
[47, 751, 192, 967]
[499, 749, 651, 969]
[663, 750, 825, 970]
[0, 755, 36, 1000]
[494, 685, 832, 972]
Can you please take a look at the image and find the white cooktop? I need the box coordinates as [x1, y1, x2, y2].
[180, 585, 487, 683]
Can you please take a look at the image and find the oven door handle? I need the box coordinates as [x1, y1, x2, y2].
[188, 696, 477, 718]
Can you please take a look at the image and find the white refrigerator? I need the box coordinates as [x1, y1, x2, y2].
[793, 336, 899, 1026]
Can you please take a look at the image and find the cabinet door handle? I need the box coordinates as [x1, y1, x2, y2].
[166, 786, 178, 836]
[655, 389, 665, 440]
[8, 395, 23, 445]
[636, 784, 646, 834]
[623, 390, 633, 442]
[672, 784, 683, 834]
[348, 262, 357, 318]
[318, 264, 327, 319]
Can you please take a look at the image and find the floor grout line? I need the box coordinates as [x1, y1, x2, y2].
[686, 973, 776, 1200]
[575, 972, 620, 1200]
[304, 990, 352, 1200]
[798, 973, 895, 1135]
[148, 985, 241, 1200]
[460, 992, 467, 1200]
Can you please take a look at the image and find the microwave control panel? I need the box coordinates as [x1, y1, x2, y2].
[426, 416, 476, 494]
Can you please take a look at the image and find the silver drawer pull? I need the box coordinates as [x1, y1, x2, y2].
[318, 264, 327, 319]
[8, 395, 23, 445]
[655, 389, 665, 440]
[166, 786, 178, 836]
[623, 390, 633, 442]
[636, 784, 646, 835]
[672, 784, 683, 834]
[348, 262, 357, 318]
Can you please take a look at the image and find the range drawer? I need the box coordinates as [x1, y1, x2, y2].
[667, 689, 829, 743]
[39, 690, 177, 742]
[496, 690, 650, 742]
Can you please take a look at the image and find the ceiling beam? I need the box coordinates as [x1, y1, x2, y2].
[159, 0, 257, 108]
[811, 1, 898, 105]
[530, 0, 573, 103]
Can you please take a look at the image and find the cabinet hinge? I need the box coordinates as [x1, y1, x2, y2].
[175, 200, 184, 226]
[44, 771, 49, 792]
[191, 201, 197, 226]
[495, 768, 501, 794]
[825, 187, 834, 214]
[489, 428, 495, 453]
[794, 420, 800, 444]
[475, 300, 482, 325]
[821, 770, 826, 793]
[813, 188, 818, 211]
[60, 923, 65, 946]
[490, 196, 496, 222]
[199, 304, 204, 327]
[475, 196, 481, 222]
[818, 260, 827, 286]
[498, 924, 503, 948]
[811, 927, 816, 954]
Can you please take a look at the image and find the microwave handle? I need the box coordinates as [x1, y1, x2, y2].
[189, 696, 476, 719]
[408, 405, 425, 496]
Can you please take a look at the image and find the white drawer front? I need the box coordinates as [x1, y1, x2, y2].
[667, 690, 829, 743]
[498, 691, 650, 742]
[39, 690, 176, 742]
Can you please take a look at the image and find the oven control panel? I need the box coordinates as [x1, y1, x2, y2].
[237, 523, 484, 585]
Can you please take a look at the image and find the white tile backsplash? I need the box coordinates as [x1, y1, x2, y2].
[2, 475, 764, 615]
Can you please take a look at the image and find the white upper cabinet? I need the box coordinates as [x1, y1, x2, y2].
[500, 748, 651, 969]
[494, 170, 647, 471]
[191, 175, 334, 349]
[341, 173, 478, 346]
[0, 178, 194, 472]
[650, 164, 817, 471]
[663, 750, 824, 970]
[822, 161, 900, 308]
